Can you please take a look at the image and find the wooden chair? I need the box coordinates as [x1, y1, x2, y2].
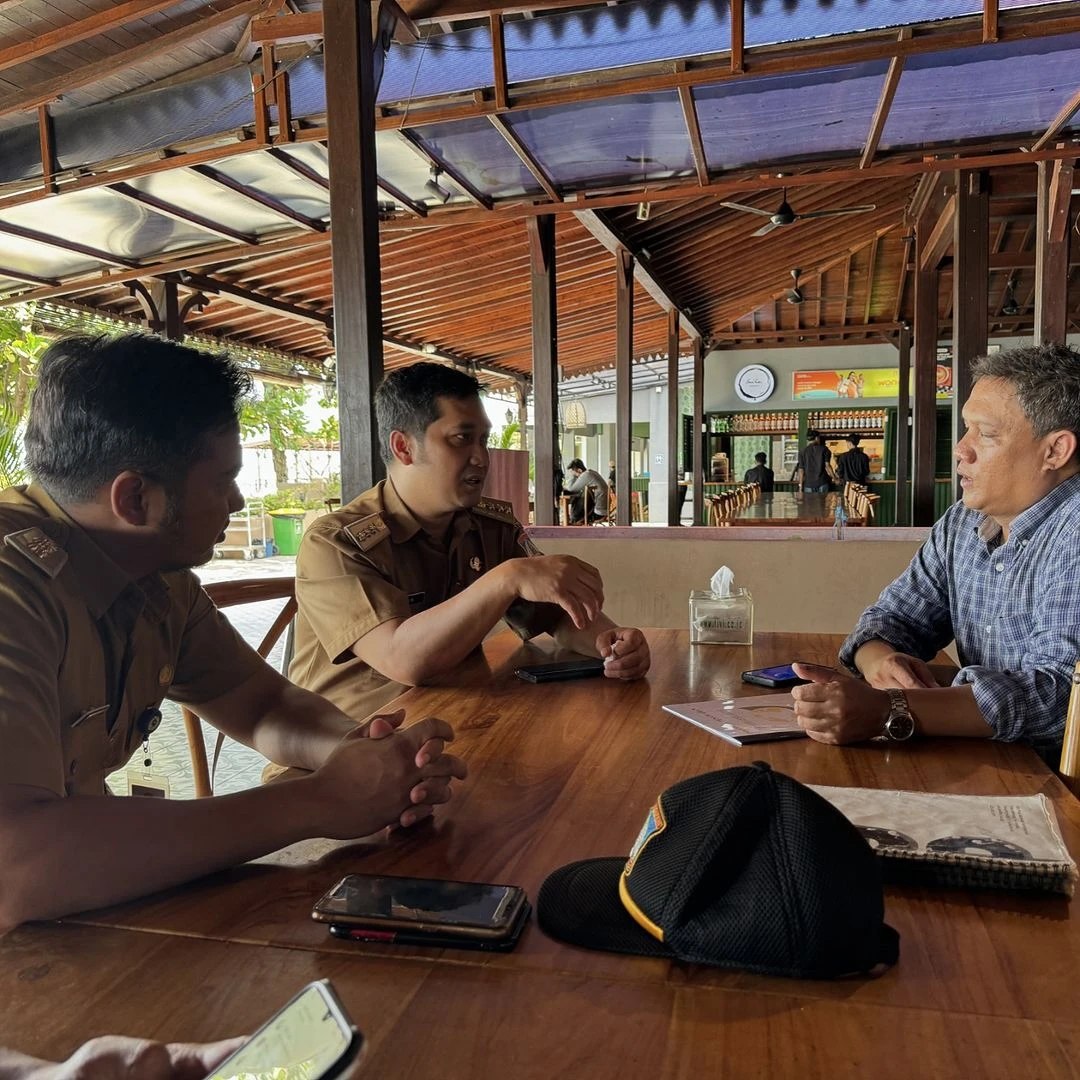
[181, 576, 297, 797]
[1059, 661, 1080, 797]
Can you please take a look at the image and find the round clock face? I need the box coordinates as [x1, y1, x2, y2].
[734, 364, 775, 404]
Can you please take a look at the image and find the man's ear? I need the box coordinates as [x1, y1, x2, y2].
[388, 429, 415, 466]
[1043, 429, 1079, 472]
[109, 471, 155, 526]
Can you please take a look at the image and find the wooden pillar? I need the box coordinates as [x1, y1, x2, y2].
[1035, 157, 1074, 345]
[894, 324, 912, 526]
[163, 280, 183, 341]
[615, 248, 633, 526]
[514, 381, 529, 453]
[666, 310, 681, 527]
[951, 170, 988, 503]
[912, 214, 939, 526]
[692, 339, 705, 527]
[529, 215, 557, 525]
[325, 0, 384, 501]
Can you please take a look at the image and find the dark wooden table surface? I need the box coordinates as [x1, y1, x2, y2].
[3, 630, 1078, 1078]
[719, 491, 857, 526]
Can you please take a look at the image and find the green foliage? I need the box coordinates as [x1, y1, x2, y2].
[494, 421, 520, 450]
[239, 384, 311, 486]
[0, 304, 49, 488]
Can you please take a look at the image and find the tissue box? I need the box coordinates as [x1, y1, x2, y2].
[689, 588, 753, 645]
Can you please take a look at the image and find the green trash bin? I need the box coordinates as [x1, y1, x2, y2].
[269, 510, 305, 556]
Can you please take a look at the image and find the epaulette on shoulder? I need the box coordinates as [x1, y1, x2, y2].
[342, 512, 391, 553]
[473, 497, 517, 525]
[3, 526, 68, 578]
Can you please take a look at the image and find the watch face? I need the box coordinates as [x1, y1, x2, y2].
[734, 364, 775, 404]
[885, 712, 915, 741]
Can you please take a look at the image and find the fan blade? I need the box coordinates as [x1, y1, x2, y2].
[796, 204, 877, 221]
[719, 200, 775, 219]
[751, 220, 781, 238]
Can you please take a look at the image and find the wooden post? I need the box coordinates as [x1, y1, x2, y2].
[529, 215, 557, 525]
[615, 248, 633, 526]
[692, 339, 705, 527]
[894, 323, 912, 526]
[666, 309, 681, 526]
[325, 0, 384, 501]
[913, 210, 939, 526]
[1035, 157, 1074, 345]
[163, 279, 183, 341]
[951, 170, 988, 502]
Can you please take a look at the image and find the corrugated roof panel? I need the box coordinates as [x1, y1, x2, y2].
[375, 130, 474, 207]
[207, 155, 331, 221]
[501, 93, 694, 189]
[0, 232, 102, 279]
[880, 34, 1080, 150]
[408, 117, 546, 198]
[696, 60, 890, 172]
[378, 28, 491, 104]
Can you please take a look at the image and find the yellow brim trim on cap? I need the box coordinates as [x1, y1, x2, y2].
[619, 870, 664, 942]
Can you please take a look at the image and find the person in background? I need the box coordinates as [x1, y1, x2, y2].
[836, 434, 871, 489]
[743, 451, 774, 492]
[608, 460, 616, 487]
[564, 458, 610, 524]
[288, 364, 649, 730]
[790, 343, 1080, 751]
[0, 334, 464, 932]
[0, 1034, 243, 1080]
[792, 430, 833, 493]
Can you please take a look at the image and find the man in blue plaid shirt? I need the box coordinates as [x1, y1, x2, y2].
[790, 343, 1080, 748]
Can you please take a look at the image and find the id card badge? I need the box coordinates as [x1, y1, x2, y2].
[127, 768, 171, 798]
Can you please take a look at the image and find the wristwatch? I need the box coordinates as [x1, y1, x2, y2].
[883, 688, 916, 741]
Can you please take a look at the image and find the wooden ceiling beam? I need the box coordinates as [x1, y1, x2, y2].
[0, 0, 262, 118]
[397, 130, 494, 210]
[678, 86, 709, 186]
[489, 116, 562, 202]
[107, 183, 256, 245]
[1032, 87, 1080, 152]
[169, 270, 332, 326]
[860, 30, 909, 169]
[191, 163, 327, 232]
[711, 321, 902, 342]
[983, 0, 999, 43]
[251, 11, 323, 44]
[574, 210, 703, 339]
[863, 236, 879, 324]
[919, 195, 956, 270]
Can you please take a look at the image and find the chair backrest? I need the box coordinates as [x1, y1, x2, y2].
[1059, 661, 1080, 797]
[180, 576, 296, 798]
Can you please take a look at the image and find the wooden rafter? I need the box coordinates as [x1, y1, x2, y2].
[863, 236, 879, 324]
[860, 30, 909, 169]
[730, 0, 744, 74]
[108, 183, 256, 245]
[1032, 87, 1080, 151]
[919, 196, 956, 270]
[489, 116, 561, 202]
[678, 86, 709, 186]
[490, 14, 508, 111]
[398, 130, 494, 209]
[983, 0, 999, 43]
[191, 164, 327, 231]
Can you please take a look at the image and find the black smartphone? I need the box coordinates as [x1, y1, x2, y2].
[203, 979, 361, 1080]
[740, 664, 809, 689]
[328, 901, 530, 953]
[514, 657, 606, 683]
[312, 873, 528, 942]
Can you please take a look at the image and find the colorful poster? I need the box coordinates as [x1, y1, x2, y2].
[792, 366, 952, 400]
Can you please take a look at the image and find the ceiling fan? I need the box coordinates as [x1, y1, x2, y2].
[721, 188, 877, 238]
[784, 268, 850, 305]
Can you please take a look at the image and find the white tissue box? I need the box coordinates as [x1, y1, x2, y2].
[689, 588, 753, 645]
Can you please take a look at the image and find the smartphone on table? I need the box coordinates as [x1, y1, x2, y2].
[514, 657, 605, 683]
[312, 873, 529, 944]
[740, 664, 809, 689]
[204, 979, 361, 1080]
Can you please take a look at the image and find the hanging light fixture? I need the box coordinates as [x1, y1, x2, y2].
[424, 167, 452, 204]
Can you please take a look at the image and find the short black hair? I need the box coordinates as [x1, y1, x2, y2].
[754, 452, 767, 464]
[847, 434, 861, 446]
[568, 458, 586, 471]
[24, 333, 251, 503]
[375, 362, 481, 463]
[806, 429, 819, 440]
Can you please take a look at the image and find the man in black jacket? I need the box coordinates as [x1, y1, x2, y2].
[743, 452, 775, 492]
[836, 434, 871, 488]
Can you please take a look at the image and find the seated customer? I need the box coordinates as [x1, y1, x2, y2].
[0, 334, 464, 931]
[743, 452, 774, 492]
[290, 363, 649, 723]
[564, 458, 610, 523]
[791, 343, 1080, 749]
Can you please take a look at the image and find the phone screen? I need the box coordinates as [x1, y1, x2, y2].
[318, 875, 517, 929]
[751, 665, 798, 681]
[207, 982, 356, 1080]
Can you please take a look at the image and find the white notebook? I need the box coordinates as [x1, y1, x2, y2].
[662, 692, 805, 746]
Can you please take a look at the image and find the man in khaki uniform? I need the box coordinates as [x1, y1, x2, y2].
[0, 334, 465, 931]
[291, 363, 650, 722]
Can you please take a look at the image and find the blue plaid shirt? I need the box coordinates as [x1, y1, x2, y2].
[839, 474, 1080, 743]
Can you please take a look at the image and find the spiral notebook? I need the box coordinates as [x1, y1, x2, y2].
[811, 785, 1078, 896]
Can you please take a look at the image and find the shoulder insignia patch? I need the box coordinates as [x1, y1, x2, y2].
[516, 529, 542, 557]
[4, 527, 68, 578]
[343, 513, 390, 553]
[474, 497, 516, 525]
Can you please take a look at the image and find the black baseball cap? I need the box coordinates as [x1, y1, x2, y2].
[537, 763, 899, 979]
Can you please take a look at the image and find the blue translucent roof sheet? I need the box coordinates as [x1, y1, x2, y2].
[696, 60, 889, 172]
[880, 34, 1080, 150]
[503, 94, 694, 189]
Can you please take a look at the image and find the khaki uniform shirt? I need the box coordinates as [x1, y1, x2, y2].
[290, 479, 561, 719]
[0, 485, 265, 797]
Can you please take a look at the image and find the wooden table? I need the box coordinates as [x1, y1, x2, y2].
[4, 631, 1079, 1078]
[715, 490, 862, 526]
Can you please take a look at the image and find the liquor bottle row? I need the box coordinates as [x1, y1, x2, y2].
[807, 409, 886, 432]
[711, 412, 798, 434]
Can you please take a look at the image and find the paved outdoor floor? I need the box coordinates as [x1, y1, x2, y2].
[106, 555, 296, 799]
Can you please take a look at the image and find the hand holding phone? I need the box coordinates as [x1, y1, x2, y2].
[204, 980, 361, 1080]
[741, 664, 810, 689]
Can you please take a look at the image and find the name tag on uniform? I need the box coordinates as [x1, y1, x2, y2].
[127, 768, 171, 798]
